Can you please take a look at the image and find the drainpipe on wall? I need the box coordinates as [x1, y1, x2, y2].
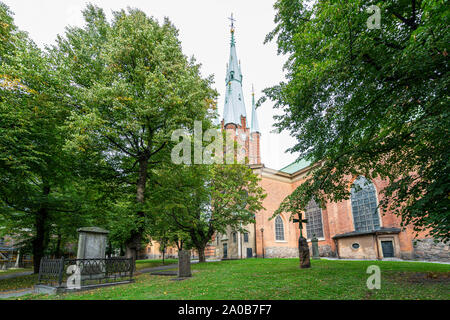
[374, 233, 381, 260]
[261, 228, 265, 258]
[254, 222, 257, 258]
[334, 239, 340, 259]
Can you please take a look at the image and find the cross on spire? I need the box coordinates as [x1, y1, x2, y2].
[229, 13, 236, 31]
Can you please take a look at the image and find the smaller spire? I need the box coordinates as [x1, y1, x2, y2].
[251, 85, 260, 134]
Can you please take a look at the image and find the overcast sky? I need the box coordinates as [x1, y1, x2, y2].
[3, 0, 300, 170]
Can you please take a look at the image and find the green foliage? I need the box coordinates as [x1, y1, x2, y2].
[0, 2, 104, 267]
[149, 162, 266, 259]
[265, 0, 449, 241]
[51, 4, 218, 254]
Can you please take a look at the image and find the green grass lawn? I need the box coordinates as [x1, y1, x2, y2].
[135, 259, 178, 271]
[20, 259, 450, 300]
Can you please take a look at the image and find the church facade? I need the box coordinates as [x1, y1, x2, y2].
[214, 21, 449, 263]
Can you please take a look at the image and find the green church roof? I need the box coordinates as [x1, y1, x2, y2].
[279, 159, 311, 174]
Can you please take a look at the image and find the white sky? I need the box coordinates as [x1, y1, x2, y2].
[3, 0, 300, 170]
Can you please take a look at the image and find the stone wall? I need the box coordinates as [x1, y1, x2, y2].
[265, 245, 336, 258]
[318, 244, 335, 257]
[265, 247, 298, 258]
[413, 238, 450, 262]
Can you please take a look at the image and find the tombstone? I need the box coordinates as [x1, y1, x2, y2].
[311, 234, 320, 260]
[293, 212, 311, 269]
[298, 237, 311, 268]
[77, 227, 109, 260]
[178, 250, 192, 278]
[76, 227, 109, 281]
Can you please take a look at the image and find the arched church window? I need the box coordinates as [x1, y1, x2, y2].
[305, 199, 324, 239]
[351, 176, 380, 232]
[275, 215, 285, 241]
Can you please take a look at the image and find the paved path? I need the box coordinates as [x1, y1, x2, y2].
[0, 271, 33, 280]
[136, 259, 220, 274]
[0, 288, 33, 299]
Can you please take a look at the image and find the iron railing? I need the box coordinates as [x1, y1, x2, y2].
[38, 257, 134, 289]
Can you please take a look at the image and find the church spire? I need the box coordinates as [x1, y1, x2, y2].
[223, 14, 247, 127]
[251, 85, 260, 133]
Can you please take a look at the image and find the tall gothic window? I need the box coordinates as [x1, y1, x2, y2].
[305, 199, 324, 239]
[275, 216, 285, 241]
[351, 176, 381, 232]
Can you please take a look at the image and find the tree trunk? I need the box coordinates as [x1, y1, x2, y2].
[126, 158, 148, 260]
[198, 246, 206, 263]
[55, 233, 62, 258]
[33, 184, 50, 274]
[14, 249, 21, 268]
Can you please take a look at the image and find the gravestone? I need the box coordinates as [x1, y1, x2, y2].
[77, 227, 109, 259]
[293, 212, 311, 269]
[76, 227, 109, 280]
[311, 234, 320, 260]
[178, 250, 192, 278]
[298, 237, 311, 268]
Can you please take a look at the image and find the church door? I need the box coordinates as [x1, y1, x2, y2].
[381, 241, 394, 258]
[246, 248, 253, 258]
[223, 243, 228, 259]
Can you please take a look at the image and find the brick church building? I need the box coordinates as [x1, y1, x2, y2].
[213, 19, 449, 263]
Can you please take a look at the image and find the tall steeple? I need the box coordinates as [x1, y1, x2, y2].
[223, 14, 247, 127]
[250, 85, 260, 133]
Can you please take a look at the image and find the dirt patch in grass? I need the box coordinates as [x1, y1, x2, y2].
[388, 271, 450, 285]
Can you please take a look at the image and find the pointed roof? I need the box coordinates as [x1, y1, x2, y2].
[223, 15, 247, 127]
[250, 85, 260, 133]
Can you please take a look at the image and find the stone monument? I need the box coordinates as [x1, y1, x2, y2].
[178, 250, 192, 278]
[298, 237, 311, 268]
[77, 227, 109, 259]
[76, 227, 110, 280]
[311, 234, 321, 260]
[294, 212, 311, 269]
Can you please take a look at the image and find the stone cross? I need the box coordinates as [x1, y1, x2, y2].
[293, 211, 311, 268]
[293, 212, 308, 238]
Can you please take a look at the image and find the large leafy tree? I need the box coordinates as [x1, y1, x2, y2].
[0, 2, 102, 272]
[53, 5, 217, 259]
[152, 162, 266, 262]
[264, 0, 449, 241]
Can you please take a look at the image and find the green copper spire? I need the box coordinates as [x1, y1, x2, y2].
[223, 14, 247, 127]
[251, 85, 260, 133]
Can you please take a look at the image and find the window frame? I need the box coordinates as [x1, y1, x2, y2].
[305, 199, 324, 239]
[350, 176, 382, 232]
[275, 215, 285, 241]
